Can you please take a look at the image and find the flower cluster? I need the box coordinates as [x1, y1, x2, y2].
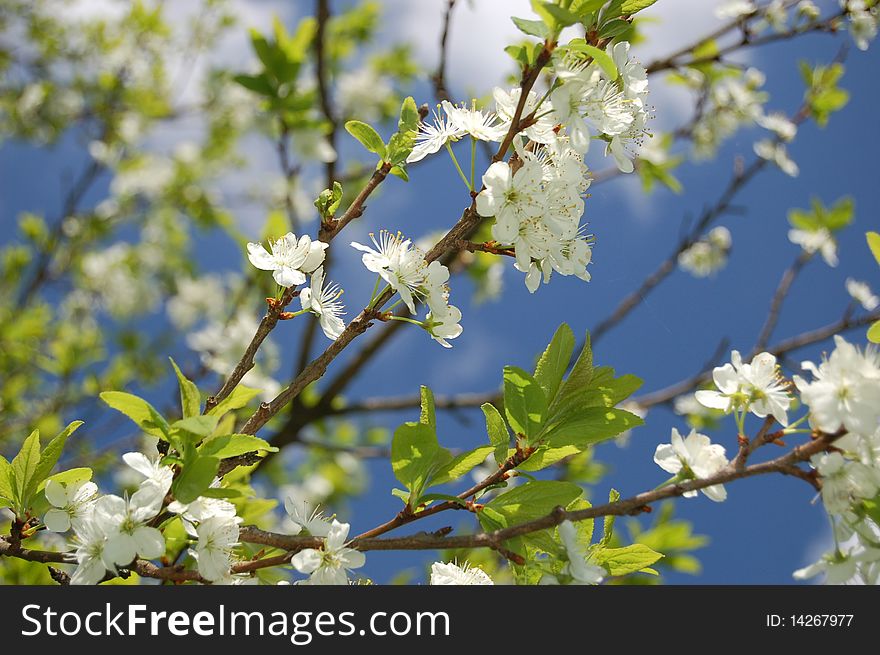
[678, 226, 732, 278]
[429, 561, 494, 585]
[792, 338, 880, 583]
[352, 231, 462, 347]
[47, 453, 243, 585]
[247, 232, 346, 341]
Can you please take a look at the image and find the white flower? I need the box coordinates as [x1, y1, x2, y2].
[788, 227, 838, 266]
[754, 139, 799, 177]
[493, 86, 558, 145]
[93, 493, 166, 567]
[849, 8, 878, 51]
[44, 480, 98, 533]
[757, 112, 797, 141]
[121, 452, 173, 511]
[70, 513, 114, 585]
[793, 336, 880, 436]
[811, 452, 880, 514]
[284, 497, 333, 537]
[797, 1, 820, 20]
[793, 541, 880, 584]
[696, 351, 792, 425]
[846, 278, 879, 311]
[351, 231, 426, 314]
[429, 561, 494, 585]
[653, 428, 729, 501]
[407, 105, 465, 163]
[246, 232, 328, 288]
[715, 0, 757, 19]
[442, 100, 505, 141]
[300, 266, 346, 340]
[290, 520, 366, 585]
[168, 488, 237, 525]
[192, 515, 242, 582]
[425, 302, 463, 348]
[477, 158, 547, 233]
[558, 520, 606, 583]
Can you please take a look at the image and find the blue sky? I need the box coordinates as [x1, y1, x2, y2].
[2, 0, 879, 584]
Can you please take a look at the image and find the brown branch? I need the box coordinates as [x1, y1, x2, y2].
[754, 250, 813, 351]
[431, 0, 458, 103]
[204, 286, 298, 412]
[318, 162, 393, 241]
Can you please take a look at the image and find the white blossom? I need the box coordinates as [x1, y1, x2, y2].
[246, 232, 328, 288]
[284, 497, 333, 537]
[407, 105, 466, 163]
[846, 278, 879, 311]
[44, 480, 98, 533]
[653, 428, 729, 501]
[192, 515, 242, 582]
[558, 520, 606, 583]
[300, 266, 346, 340]
[290, 520, 365, 585]
[788, 227, 838, 266]
[754, 139, 799, 177]
[429, 561, 494, 585]
[696, 351, 792, 425]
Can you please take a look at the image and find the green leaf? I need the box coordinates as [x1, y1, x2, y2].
[386, 130, 415, 165]
[173, 456, 221, 504]
[0, 456, 14, 506]
[481, 403, 511, 467]
[198, 434, 278, 459]
[548, 333, 593, 418]
[867, 231, 880, 266]
[620, 0, 658, 14]
[170, 358, 201, 419]
[397, 96, 420, 133]
[10, 430, 41, 511]
[868, 320, 880, 344]
[511, 16, 550, 39]
[593, 544, 663, 576]
[41, 467, 92, 489]
[345, 120, 386, 159]
[570, 0, 608, 18]
[419, 385, 436, 431]
[533, 323, 575, 404]
[200, 487, 243, 499]
[503, 366, 547, 441]
[516, 444, 580, 471]
[172, 415, 220, 440]
[566, 42, 618, 80]
[28, 421, 83, 500]
[389, 164, 409, 182]
[430, 446, 494, 487]
[314, 181, 344, 219]
[543, 407, 644, 448]
[233, 73, 275, 97]
[391, 422, 449, 503]
[486, 480, 582, 526]
[207, 385, 262, 417]
[539, 1, 580, 27]
[100, 391, 170, 439]
[601, 488, 621, 547]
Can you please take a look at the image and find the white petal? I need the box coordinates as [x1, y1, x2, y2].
[133, 526, 166, 559]
[44, 508, 72, 533]
[273, 266, 305, 288]
[246, 242, 277, 270]
[44, 480, 69, 508]
[291, 549, 322, 574]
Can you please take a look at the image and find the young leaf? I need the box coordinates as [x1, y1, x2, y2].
[345, 120, 387, 159]
[516, 444, 580, 471]
[420, 385, 436, 431]
[170, 358, 201, 419]
[548, 332, 593, 418]
[28, 421, 83, 500]
[543, 407, 644, 449]
[867, 231, 880, 266]
[386, 130, 415, 165]
[100, 391, 170, 439]
[511, 16, 550, 39]
[10, 430, 41, 510]
[503, 366, 547, 441]
[398, 96, 420, 133]
[173, 456, 221, 504]
[620, 0, 658, 14]
[198, 434, 279, 459]
[601, 488, 621, 547]
[0, 456, 14, 507]
[314, 181, 344, 219]
[430, 446, 494, 487]
[391, 422, 449, 503]
[593, 544, 663, 576]
[206, 385, 262, 417]
[481, 402, 511, 467]
[172, 415, 221, 440]
[868, 320, 880, 344]
[567, 42, 618, 80]
[533, 323, 575, 404]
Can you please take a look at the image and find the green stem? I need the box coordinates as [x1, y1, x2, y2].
[368, 275, 381, 306]
[446, 141, 472, 191]
[388, 315, 425, 327]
